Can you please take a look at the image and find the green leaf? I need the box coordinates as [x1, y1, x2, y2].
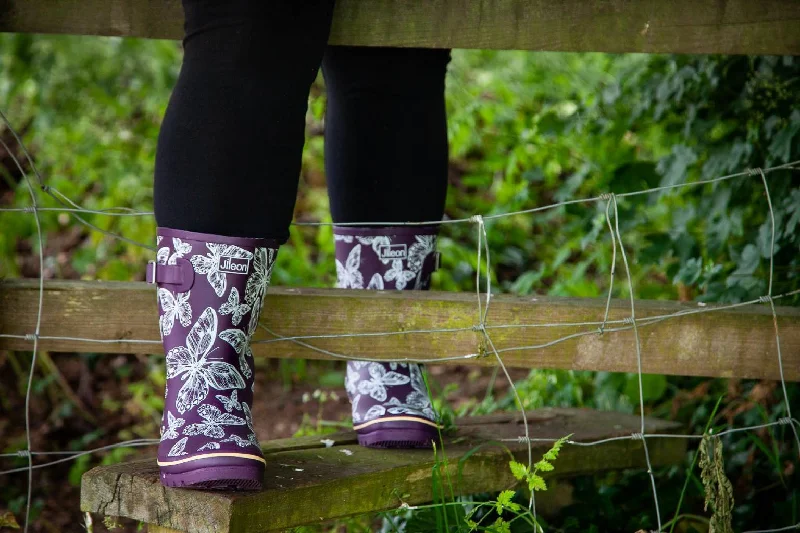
[673, 257, 703, 286]
[495, 490, 521, 515]
[608, 161, 661, 194]
[768, 109, 800, 162]
[497, 489, 515, 507]
[656, 144, 698, 189]
[489, 517, 511, 533]
[624, 373, 668, 403]
[509, 460, 528, 480]
[528, 474, 548, 492]
[731, 244, 760, 277]
[534, 460, 554, 472]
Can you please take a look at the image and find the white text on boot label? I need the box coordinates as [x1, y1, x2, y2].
[218, 256, 251, 275]
[378, 244, 408, 261]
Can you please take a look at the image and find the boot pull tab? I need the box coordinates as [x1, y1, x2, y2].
[433, 251, 441, 272]
[146, 258, 195, 293]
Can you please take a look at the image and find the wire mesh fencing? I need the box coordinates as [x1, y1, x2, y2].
[1, 108, 799, 532]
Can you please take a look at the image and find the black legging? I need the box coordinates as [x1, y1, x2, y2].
[154, 0, 450, 241]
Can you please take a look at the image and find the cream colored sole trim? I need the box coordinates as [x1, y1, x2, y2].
[353, 416, 441, 431]
[157, 452, 266, 467]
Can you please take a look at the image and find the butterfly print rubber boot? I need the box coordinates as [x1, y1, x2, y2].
[147, 228, 277, 490]
[334, 225, 442, 448]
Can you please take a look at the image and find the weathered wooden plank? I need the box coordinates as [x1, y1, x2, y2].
[2, 279, 799, 380]
[81, 409, 686, 533]
[148, 527, 181, 533]
[1, 0, 798, 55]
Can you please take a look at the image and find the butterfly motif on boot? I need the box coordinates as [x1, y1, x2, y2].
[157, 237, 192, 266]
[244, 247, 275, 334]
[220, 402, 259, 448]
[158, 288, 192, 337]
[336, 245, 364, 289]
[160, 411, 186, 441]
[166, 307, 245, 414]
[219, 287, 250, 327]
[384, 260, 415, 290]
[167, 437, 188, 457]
[216, 390, 242, 412]
[218, 328, 254, 380]
[183, 404, 246, 439]
[356, 362, 411, 402]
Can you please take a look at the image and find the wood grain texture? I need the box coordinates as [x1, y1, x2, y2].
[2, 279, 799, 380]
[0, 0, 798, 55]
[81, 409, 685, 533]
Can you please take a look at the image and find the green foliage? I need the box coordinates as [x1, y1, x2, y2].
[509, 434, 570, 495]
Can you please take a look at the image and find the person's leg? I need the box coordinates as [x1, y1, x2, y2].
[322, 46, 451, 448]
[151, 0, 334, 489]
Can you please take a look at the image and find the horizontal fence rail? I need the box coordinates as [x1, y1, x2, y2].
[2, 279, 798, 381]
[1, 0, 799, 55]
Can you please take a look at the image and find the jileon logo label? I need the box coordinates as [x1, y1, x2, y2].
[378, 244, 407, 261]
[218, 256, 251, 275]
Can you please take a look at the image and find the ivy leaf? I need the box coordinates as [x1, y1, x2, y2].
[731, 244, 760, 277]
[768, 109, 800, 163]
[656, 145, 698, 190]
[673, 257, 703, 286]
[509, 460, 528, 480]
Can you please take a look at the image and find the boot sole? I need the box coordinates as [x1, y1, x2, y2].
[355, 418, 440, 449]
[158, 455, 264, 490]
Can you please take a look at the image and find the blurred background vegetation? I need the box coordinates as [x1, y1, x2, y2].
[0, 34, 798, 532]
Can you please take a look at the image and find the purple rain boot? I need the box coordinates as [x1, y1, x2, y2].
[334, 225, 442, 448]
[147, 228, 277, 490]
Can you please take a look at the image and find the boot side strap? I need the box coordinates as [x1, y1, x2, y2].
[146, 258, 195, 293]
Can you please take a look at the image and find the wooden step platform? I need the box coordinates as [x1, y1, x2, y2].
[81, 409, 685, 533]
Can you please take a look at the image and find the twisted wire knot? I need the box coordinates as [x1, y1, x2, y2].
[630, 433, 645, 441]
[747, 167, 764, 177]
[599, 192, 616, 201]
[622, 317, 635, 325]
[472, 323, 486, 333]
[22, 206, 36, 213]
[17, 449, 31, 458]
[24, 333, 38, 342]
[777, 417, 792, 426]
[469, 214, 484, 225]
[758, 295, 773, 304]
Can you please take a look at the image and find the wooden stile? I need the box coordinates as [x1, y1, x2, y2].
[2, 3, 798, 531]
[0, 0, 798, 56]
[80, 409, 686, 532]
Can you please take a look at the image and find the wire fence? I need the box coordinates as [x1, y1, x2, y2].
[1, 106, 799, 532]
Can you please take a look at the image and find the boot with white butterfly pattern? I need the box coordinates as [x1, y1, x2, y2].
[334, 225, 442, 448]
[148, 228, 277, 490]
